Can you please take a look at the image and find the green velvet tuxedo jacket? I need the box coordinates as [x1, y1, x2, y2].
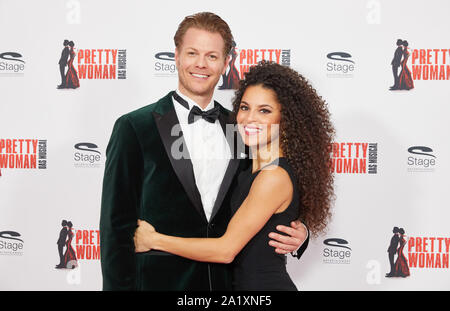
[100, 91, 247, 291]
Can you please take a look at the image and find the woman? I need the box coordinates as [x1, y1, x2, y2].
[63, 221, 78, 269]
[393, 228, 410, 277]
[65, 41, 80, 89]
[134, 61, 335, 290]
[398, 40, 414, 90]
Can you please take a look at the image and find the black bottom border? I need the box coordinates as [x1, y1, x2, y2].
[0, 291, 447, 309]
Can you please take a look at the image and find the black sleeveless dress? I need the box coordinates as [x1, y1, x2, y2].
[230, 157, 299, 291]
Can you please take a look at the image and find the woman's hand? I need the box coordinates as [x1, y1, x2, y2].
[134, 219, 156, 253]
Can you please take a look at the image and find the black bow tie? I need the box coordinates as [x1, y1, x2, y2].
[188, 105, 220, 124]
[173, 92, 220, 124]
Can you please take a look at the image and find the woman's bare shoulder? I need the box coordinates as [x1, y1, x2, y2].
[250, 165, 293, 199]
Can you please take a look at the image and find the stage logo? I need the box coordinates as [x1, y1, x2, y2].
[74, 142, 102, 168]
[330, 142, 378, 174]
[0, 231, 24, 256]
[0, 138, 47, 177]
[0, 52, 25, 76]
[407, 146, 436, 173]
[326, 52, 355, 78]
[154, 52, 176, 77]
[323, 238, 352, 264]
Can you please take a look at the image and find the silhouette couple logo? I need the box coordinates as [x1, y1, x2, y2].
[55, 220, 78, 269]
[390, 39, 414, 91]
[57, 39, 80, 89]
[218, 40, 240, 90]
[386, 226, 410, 278]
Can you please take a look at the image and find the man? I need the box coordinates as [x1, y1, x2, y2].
[57, 39, 70, 89]
[100, 12, 308, 291]
[55, 220, 68, 269]
[386, 226, 400, 277]
[390, 39, 404, 90]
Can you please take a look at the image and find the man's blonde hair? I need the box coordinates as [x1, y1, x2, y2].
[174, 12, 234, 57]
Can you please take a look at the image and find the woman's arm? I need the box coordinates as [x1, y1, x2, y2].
[135, 166, 293, 263]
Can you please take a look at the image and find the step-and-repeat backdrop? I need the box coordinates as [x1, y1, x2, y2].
[1, 0, 449, 290]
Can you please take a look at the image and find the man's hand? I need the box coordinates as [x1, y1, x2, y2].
[268, 220, 308, 254]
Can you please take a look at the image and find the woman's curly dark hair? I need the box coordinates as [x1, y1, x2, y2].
[232, 61, 336, 237]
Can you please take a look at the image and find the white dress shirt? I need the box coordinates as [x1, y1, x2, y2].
[173, 90, 231, 222]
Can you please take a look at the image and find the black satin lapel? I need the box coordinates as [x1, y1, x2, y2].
[217, 108, 228, 135]
[217, 105, 239, 156]
[210, 157, 240, 221]
[153, 109, 207, 222]
[210, 107, 249, 221]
